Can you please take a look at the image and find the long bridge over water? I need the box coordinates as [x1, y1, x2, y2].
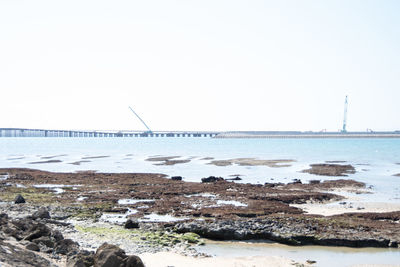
[1, 128, 400, 138]
[0, 128, 219, 138]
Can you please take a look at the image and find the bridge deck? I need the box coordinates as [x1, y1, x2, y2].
[0, 128, 219, 138]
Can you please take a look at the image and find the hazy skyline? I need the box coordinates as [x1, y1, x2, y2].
[1, 0, 399, 131]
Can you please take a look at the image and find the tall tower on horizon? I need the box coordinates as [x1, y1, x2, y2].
[342, 96, 348, 133]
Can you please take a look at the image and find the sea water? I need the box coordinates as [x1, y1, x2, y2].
[197, 240, 400, 267]
[0, 137, 399, 201]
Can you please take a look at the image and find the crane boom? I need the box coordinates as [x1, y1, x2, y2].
[342, 96, 348, 133]
[128, 106, 152, 133]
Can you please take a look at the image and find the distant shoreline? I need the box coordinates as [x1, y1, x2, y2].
[215, 132, 400, 138]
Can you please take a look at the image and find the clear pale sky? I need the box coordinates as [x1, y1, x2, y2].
[1, 0, 399, 132]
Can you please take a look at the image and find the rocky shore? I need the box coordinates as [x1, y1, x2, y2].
[0, 206, 145, 266]
[0, 168, 399, 266]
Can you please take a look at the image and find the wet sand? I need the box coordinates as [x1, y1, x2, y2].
[139, 252, 305, 267]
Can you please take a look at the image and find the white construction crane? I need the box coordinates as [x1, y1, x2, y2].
[342, 96, 348, 133]
[128, 106, 153, 134]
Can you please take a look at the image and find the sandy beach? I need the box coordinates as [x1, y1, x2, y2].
[139, 252, 306, 267]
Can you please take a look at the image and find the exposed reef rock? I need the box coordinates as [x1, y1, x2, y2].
[208, 158, 295, 167]
[201, 176, 224, 183]
[301, 163, 356, 176]
[0, 168, 399, 251]
[175, 213, 400, 248]
[146, 156, 191, 166]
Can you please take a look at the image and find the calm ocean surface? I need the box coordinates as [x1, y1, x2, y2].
[1, 137, 400, 202]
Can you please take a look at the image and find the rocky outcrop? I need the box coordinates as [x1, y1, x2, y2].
[301, 163, 356, 176]
[175, 216, 400, 248]
[0, 240, 57, 266]
[0, 207, 147, 267]
[67, 250, 95, 267]
[55, 239, 80, 255]
[94, 243, 144, 267]
[0, 210, 88, 266]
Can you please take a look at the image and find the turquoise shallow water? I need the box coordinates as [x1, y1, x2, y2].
[0, 137, 400, 202]
[197, 240, 400, 267]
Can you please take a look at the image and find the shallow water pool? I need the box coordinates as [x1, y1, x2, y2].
[196, 240, 400, 267]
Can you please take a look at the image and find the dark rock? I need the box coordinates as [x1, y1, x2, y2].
[24, 223, 52, 241]
[52, 229, 64, 242]
[171, 176, 182, 181]
[0, 240, 54, 266]
[11, 218, 31, 231]
[124, 219, 139, 229]
[95, 243, 126, 267]
[0, 213, 8, 225]
[14, 194, 26, 204]
[26, 242, 40, 251]
[124, 255, 145, 267]
[288, 179, 302, 185]
[32, 207, 51, 220]
[201, 176, 224, 183]
[264, 182, 284, 188]
[33, 236, 55, 248]
[55, 239, 80, 255]
[309, 180, 321, 184]
[226, 176, 242, 181]
[94, 243, 144, 267]
[3, 226, 24, 241]
[69, 250, 94, 267]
